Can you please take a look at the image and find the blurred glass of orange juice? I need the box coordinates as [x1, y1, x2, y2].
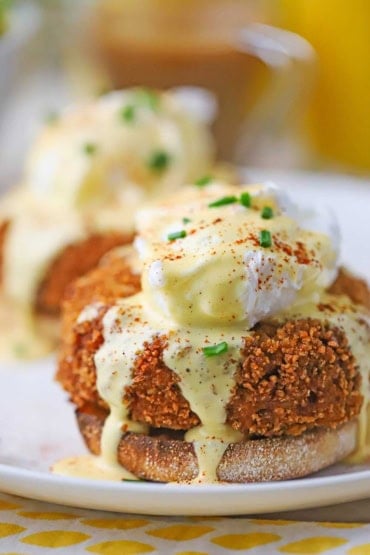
[276, 0, 370, 172]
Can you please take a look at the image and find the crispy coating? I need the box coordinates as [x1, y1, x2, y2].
[227, 319, 362, 437]
[0, 220, 9, 284]
[57, 258, 141, 409]
[36, 232, 133, 315]
[58, 314, 362, 437]
[57, 308, 109, 410]
[57, 259, 366, 437]
[125, 337, 199, 430]
[125, 320, 362, 436]
[0, 220, 132, 315]
[330, 267, 370, 309]
[61, 254, 140, 337]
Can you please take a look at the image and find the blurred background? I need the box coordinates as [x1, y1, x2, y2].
[1, 0, 369, 190]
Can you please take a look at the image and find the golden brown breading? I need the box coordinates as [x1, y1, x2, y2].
[57, 308, 109, 411]
[57, 315, 362, 437]
[329, 267, 370, 309]
[0, 220, 9, 284]
[227, 319, 362, 437]
[61, 255, 140, 336]
[125, 337, 199, 430]
[36, 232, 133, 315]
[57, 257, 366, 438]
[57, 258, 141, 409]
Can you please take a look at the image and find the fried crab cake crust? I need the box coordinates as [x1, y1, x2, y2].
[58, 257, 141, 410]
[0, 221, 132, 315]
[57, 258, 366, 438]
[329, 267, 370, 310]
[0, 220, 9, 283]
[58, 317, 362, 437]
[36, 232, 133, 315]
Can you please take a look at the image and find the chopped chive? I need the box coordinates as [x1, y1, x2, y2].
[135, 88, 159, 110]
[182, 217, 191, 224]
[261, 206, 274, 219]
[208, 195, 238, 208]
[13, 343, 27, 357]
[120, 105, 135, 123]
[83, 142, 98, 155]
[168, 230, 186, 241]
[203, 341, 228, 357]
[240, 191, 252, 208]
[260, 229, 272, 248]
[97, 86, 110, 97]
[147, 150, 171, 172]
[195, 175, 213, 187]
[45, 111, 59, 125]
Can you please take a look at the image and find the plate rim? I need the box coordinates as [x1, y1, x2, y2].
[1, 462, 370, 515]
[1, 461, 370, 492]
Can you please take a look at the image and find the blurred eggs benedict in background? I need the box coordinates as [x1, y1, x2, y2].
[0, 88, 217, 360]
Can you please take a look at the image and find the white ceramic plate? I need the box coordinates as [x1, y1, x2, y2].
[0, 169, 369, 516]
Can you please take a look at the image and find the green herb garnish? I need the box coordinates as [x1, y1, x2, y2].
[240, 192, 252, 208]
[13, 343, 27, 358]
[195, 175, 213, 187]
[147, 150, 171, 172]
[208, 196, 238, 208]
[96, 86, 110, 97]
[0, 0, 11, 36]
[260, 229, 272, 248]
[168, 230, 186, 241]
[261, 206, 274, 219]
[182, 217, 191, 224]
[83, 143, 98, 156]
[135, 88, 159, 111]
[120, 105, 136, 123]
[45, 111, 59, 125]
[203, 341, 228, 357]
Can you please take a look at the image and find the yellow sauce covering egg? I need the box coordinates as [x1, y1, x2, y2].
[137, 182, 338, 327]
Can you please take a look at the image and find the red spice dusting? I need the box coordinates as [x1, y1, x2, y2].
[273, 237, 313, 265]
[318, 303, 336, 313]
[293, 241, 312, 265]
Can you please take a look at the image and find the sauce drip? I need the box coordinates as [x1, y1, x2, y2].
[52, 455, 138, 481]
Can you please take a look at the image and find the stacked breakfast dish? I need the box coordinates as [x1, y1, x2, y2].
[0, 88, 215, 359]
[56, 181, 370, 483]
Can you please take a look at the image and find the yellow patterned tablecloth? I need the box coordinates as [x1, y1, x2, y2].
[0, 493, 370, 554]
